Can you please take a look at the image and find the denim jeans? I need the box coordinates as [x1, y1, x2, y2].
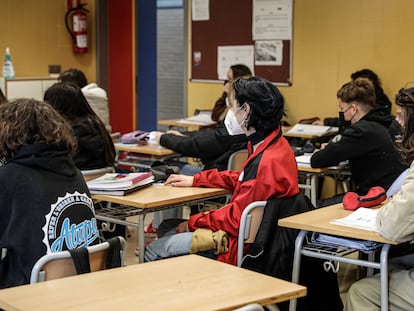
[144, 232, 193, 262]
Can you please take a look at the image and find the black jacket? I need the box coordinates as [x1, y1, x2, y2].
[0, 144, 100, 288]
[72, 116, 111, 170]
[242, 195, 343, 311]
[311, 109, 407, 194]
[159, 121, 247, 171]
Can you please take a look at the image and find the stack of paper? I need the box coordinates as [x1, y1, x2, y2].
[87, 172, 154, 196]
[295, 154, 312, 167]
[312, 233, 381, 253]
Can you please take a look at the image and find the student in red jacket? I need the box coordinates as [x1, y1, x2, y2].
[144, 77, 299, 265]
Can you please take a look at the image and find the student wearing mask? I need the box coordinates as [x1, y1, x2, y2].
[344, 87, 414, 310]
[311, 78, 407, 206]
[211, 64, 253, 122]
[144, 76, 299, 265]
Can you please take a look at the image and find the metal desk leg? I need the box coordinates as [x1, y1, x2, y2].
[310, 175, 317, 207]
[138, 214, 145, 263]
[289, 230, 308, 311]
[380, 244, 391, 311]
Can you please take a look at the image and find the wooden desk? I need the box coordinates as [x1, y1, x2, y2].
[93, 185, 229, 263]
[297, 165, 331, 207]
[114, 142, 177, 170]
[0, 255, 306, 311]
[279, 203, 397, 311]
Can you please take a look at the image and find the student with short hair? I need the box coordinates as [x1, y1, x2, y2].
[0, 99, 100, 288]
[311, 78, 407, 206]
[144, 76, 300, 265]
[344, 87, 414, 310]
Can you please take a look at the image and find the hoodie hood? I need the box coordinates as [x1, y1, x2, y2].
[10, 144, 78, 177]
[362, 107, 395, 129]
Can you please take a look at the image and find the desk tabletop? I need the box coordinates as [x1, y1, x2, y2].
[297, 165, 331, 174]
[0, 255, 306, 311]
[92, 184, 229, 209]
[114, 143, 175, 156]
[158, 118, 216, 128]
[278, 203, 397, 245]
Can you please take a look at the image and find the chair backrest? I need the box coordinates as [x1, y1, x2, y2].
[227, 149, 248, 171]
[30, 236, 127, 283]
[237, 201, 266, 267]
[386, 168, 409, 198]
[81, 166, 114, 182]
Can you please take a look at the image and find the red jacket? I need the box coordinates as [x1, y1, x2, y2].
[188, 128, 299, 265]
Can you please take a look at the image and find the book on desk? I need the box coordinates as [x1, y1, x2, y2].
[87, 172, 154, 196]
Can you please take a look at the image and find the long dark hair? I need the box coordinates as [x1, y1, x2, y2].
[44, 82, 115, 166]
[396, 87, 414, 164]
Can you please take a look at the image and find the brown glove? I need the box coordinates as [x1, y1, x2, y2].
[190, 228, 228, 255]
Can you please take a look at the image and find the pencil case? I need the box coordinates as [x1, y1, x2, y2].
[121, 130, 150, 145]
[342, 186, 386, 211]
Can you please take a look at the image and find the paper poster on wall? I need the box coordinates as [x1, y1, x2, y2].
[252, 0, 292, 40]
[217, 45, 254, 80]
[255, 40, 283, 66]
[192, 0, 210, 21]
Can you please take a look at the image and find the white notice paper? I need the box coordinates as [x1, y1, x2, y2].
[253, 0, 293, 40]
[192, 0, 209, 21]
[217, 45, 254, 80]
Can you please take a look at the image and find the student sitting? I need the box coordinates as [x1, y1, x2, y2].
[311, 78, 407, 207]
[44, 82, 116, 171]
[211, 64, 253, 122]
[0, 99, 100, 288]
[144, 76, 300, 265]
[59, 68, 112, 132]
[0, 87, 6, 104]
[344, 87, 414, 310]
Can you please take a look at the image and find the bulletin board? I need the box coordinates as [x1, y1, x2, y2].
[190, 0, 293, 85]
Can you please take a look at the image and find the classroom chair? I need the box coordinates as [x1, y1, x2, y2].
[30, 236, 127, 283]
[227, 149, 248, 171]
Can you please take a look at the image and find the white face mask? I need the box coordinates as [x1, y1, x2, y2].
[224, 108, 245, 135]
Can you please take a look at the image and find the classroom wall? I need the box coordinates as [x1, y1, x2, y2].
[186, 0, 414, 123]
[0, 0, 96, 82]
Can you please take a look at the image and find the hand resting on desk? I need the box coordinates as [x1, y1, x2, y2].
[164, 174, 194, 187]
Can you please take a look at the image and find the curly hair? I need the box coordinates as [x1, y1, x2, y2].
[0, 98, 77, 160]
[337, 78, 376, 109]
[395, 87, 414, 164]
[232, 76, 284, 136]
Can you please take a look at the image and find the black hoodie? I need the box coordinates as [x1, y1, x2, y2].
[0, 144, 100, 288]
[311, 109, 408, 194]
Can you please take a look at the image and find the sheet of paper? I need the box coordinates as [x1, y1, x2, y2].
[177, 111, 214, 125]
[252, 0, 293, 40]
[330, 208, 379, 232]
[192, 0, 209, 21]
[287, 124, 338, 136]
[217, 45, 254, 80]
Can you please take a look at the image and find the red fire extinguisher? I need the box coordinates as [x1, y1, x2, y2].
[65, 0, 89, 54]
